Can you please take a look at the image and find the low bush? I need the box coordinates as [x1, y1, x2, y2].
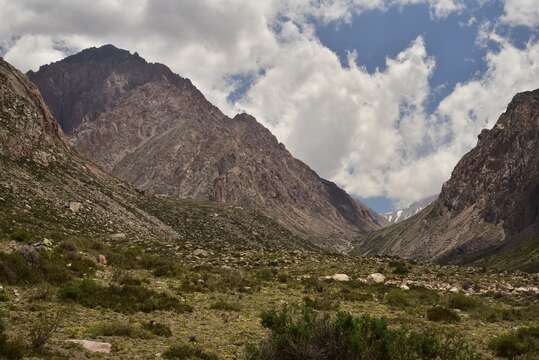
[385, 289, 410, 307]
[59, 279, 193, 314]
[389, 260, 409, 275]
[426, 306, 460, 323]
[447, 293, 481, 311]
[210, 299, 242, 312]
[245, 306, 480, 360]
[255, 268, 275, 282]
[0, 315, 25, 359]
[303, 295, 340, 311]
[28, 311, 62, 353]
[142, 321, 172, 337]
[489, 326, 539, 358]
[10, 229, 31, 243]
[163, 343, 219, 360]
[0, 251, 71, 285]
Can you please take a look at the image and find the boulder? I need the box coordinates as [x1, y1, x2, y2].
[367, 273, 386, 284]
[67, 340, 111, 353]
[97, 254, 107, 266]
[193, 249, 209, 257]
[69, 202, 82, 213]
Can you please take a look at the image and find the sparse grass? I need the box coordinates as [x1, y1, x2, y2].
[88, 322, 150, 339]
[489, 326, 539, 358]
[426, 306, 460, 323]
[162, 343, 219, 360]
[59, 279, 193, 314]
[385, 289, 410, 307]
[303, 295, 340, 311]
[389, 260, 409, 275]
[142, 321, 172, 337]
[0, 315, 25, 359]
[10, 229, 32, 243]
[28, 310, 63, 353]
[245, 306, 480, 360]
[210, 299, 242, 312]
[447, 293, 481, 311]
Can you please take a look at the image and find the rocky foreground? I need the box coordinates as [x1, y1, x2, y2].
[1, 232, 539, 358]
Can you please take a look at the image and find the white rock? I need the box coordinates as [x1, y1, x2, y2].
[367, 273, 386, 284]
[330, 274, 350, 282]
[400, 284, 410, 290]
[110, 233, 126, 240]
[67, 340, 112, 353]
[193, 249, 209, 257]
[69, 202, 82, 213]
[449, 287, 459, 293]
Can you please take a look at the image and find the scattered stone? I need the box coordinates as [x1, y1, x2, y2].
[193, 249, 209, 257]
[400, 284, 410, 290]
[67, 340, 112, 353]
[97, 254, 107, 266]
[69, 202, 82, 213]
[110, 233, 126, 240]
[322, 274, 350, 282]
[367, 273, 386, 284]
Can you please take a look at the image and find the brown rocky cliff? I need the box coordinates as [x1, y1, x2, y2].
[355, 89, 539, 264]
[28, 45, 383, 250]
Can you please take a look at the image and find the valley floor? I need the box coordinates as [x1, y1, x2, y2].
[1, 236, 539, 359]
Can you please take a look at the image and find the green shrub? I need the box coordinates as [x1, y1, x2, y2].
[0, 251, 72, 285]
[28, 311, 62, 353]
[88, 322, 150, 339]
[447, 293, 481, 311]
[142, 321, 172, 337]
[255, 268, 275, 282]
[303, 295, 340, 311]
[426, 306, 460, 323]
[10, 229, 31, 243]
[210, 300, 242, 312]
[163, 343, 219, 359]
[0, 315, 25, 359]
[277, 272, 289, 283]
[246, 306, 479, 360]
[489, 326, 539, 358]
[389, 260, 409, 275]
[59, 279, 193, 314]
[385, 289, 410, 307]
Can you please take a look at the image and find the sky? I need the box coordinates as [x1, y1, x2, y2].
[1, 0, 539, 213]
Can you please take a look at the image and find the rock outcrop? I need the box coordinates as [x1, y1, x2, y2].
[355, 89, 539, 268]
[28, 45, 383, 249]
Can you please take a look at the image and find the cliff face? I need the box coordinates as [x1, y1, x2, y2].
[28, 45, 383, 250]
[355, 89, 539, 265]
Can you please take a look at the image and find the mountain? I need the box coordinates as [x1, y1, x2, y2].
[0, 56, 315, 254]
[382, 195, 437, 225]
[354, 89, 539, 270]
[28, 45, 383, 250]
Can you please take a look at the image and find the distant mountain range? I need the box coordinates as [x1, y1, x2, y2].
[382, 195, 438, 224]
[27, 45, 384, 250]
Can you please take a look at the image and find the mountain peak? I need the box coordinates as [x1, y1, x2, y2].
[28, 45, 383, 250]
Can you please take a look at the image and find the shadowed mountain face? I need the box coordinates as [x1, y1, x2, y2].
[355, 89, 539, 268]
[28, 45, 383, 250]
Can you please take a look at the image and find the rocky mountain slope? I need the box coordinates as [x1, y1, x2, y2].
[28, 45, 383, 250]
[355, 89, 539, 270]
[0, 56, 315, 255]
[382, 195, 437, 225]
